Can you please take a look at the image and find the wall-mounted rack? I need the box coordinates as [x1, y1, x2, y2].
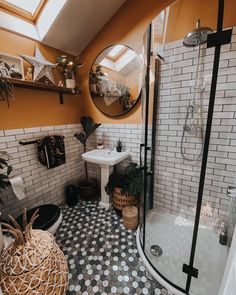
[19, 136, 65, 145]
[1, 77, 81, 104]
[19, 139, 39, 145]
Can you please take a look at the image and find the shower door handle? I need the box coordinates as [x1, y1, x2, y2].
[140, 143, 145, 168]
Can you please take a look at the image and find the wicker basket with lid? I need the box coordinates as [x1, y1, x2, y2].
[0, 209, 68, 295]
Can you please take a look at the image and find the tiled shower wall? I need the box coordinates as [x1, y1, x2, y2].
[154, 26, 236, 224]
[0, 124, 84, 219]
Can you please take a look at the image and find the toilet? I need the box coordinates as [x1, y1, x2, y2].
[16, 204, 62, 235]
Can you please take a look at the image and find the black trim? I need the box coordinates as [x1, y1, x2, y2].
[142, 24, 152, 248]
[149, 57, 160, 210]
[207, 29, 232, 48]
[183, 264, 198, 279]
[185, 0, 229, 292]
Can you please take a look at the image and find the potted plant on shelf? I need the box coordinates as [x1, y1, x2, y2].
[0, 79, 14, 107]
[0, 151, 12, 252]
[74, 116, 101, 200]
[56, 55, 83, 89]
[105, 162, 142, 215]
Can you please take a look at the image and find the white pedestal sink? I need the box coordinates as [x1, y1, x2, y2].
[82, 149, 130, 208]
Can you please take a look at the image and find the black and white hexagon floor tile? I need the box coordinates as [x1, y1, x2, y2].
[55, 200, 169, 295]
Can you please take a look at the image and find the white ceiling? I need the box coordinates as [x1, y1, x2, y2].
[41, 0, 127, 56]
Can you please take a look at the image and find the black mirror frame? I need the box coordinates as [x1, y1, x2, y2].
[88, 44, 142, 117]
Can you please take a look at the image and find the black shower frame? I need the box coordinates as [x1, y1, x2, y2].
[140, 0, 232, 294]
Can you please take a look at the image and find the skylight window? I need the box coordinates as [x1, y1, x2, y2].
[108, 45, 125, 59]
[4, 0, 41, 14]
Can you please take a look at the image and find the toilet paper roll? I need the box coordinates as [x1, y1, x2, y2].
[9, 176, 25, 200]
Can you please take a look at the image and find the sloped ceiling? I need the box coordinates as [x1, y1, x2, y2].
[41, 0, 127, 56]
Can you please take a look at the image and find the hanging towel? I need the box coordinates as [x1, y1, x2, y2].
[9, 176, 25, 200]
[37, 135, 65, 169]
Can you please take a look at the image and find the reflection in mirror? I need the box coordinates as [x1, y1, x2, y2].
[89, 45, 143, 116]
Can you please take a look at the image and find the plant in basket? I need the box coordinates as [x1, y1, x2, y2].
[105, 162, 142, 215]
[74, 116, 101, 200]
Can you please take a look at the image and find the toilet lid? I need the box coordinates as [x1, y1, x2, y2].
[16, 204, 61, 231]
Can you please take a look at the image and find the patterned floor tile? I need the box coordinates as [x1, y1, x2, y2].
[55, 200, 168, 295]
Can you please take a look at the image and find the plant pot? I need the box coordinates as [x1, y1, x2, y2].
[0, 213, 4, 253]
[113, 187, 138, 216]
[78, 178, 98, 200]
[116, 147, 122, 152]
[66, 79, 75, 89]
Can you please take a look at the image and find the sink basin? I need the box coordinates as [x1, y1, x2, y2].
[81, 149, 130, 209]
[82, 149, 130, 166]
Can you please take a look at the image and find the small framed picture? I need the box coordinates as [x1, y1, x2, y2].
[0, 52, 24, 80]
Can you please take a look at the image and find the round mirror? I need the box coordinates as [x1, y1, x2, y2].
[89, 45, 143, 116]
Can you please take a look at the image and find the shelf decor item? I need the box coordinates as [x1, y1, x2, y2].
[19, 47, 55, 85]
[0, 209, 68, 295]
[0, 78, 14, 107]
[56, 55, 83, 89]
[0, 52, 24, 80]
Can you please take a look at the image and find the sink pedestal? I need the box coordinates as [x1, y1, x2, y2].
[99, 165, 112, 209]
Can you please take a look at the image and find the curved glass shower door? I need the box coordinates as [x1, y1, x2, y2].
[139, 1, 235, 295]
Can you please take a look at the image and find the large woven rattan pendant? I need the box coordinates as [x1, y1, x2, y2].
[0, 209, 68, 294]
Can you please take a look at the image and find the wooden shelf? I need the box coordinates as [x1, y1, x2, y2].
[1, 77, 81, 104]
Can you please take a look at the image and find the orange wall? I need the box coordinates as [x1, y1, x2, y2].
[0, 29, 83, 130]
[1, 0, 236, 129]
[165, 0, 236, 43]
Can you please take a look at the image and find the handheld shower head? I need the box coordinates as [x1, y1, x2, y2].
[183, 19, 213, 47]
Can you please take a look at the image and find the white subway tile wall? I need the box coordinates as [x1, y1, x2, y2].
[154, 27, 236, 224]
[0, 124, 84, 219]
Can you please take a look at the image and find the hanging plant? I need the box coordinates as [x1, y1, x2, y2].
[0, 151, 12, 196]
[0, 78, 14, 107]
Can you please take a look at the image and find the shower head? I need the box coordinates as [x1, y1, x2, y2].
[183, 19, 213, 47]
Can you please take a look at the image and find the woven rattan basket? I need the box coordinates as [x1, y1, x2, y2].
[0, 209, 68, 295]
[113, 187, 138, 215]
[122, 206, 138, 230]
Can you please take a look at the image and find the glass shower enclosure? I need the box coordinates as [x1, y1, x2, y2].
[137, 0, 236, 294]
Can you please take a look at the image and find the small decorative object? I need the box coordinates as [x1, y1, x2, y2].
[89, 66, 107, 96]
[74, 116, 101, 200]
[116, 139, 123, 152]
[122, 206, 138, 230]
[56, 55, 83, 89]
[19, 47, 55, 84]
[0, 52, 24, 79]
[65, 184, 78, 206]
[58, 80, 64, 87]
[0, 79, 14, 107]
[97, 137, 104, 149]
[105, 163, 142, 215]
[0, 209, 68, 294]
[24, 67, 33, 81]
[219, 222, 228, 246]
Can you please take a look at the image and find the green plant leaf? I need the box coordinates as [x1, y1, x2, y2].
[74, 132, 86, 145]
[81, 116, 101, 139]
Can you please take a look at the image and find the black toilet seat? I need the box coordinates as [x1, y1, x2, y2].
[16, 204, 61, 231]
